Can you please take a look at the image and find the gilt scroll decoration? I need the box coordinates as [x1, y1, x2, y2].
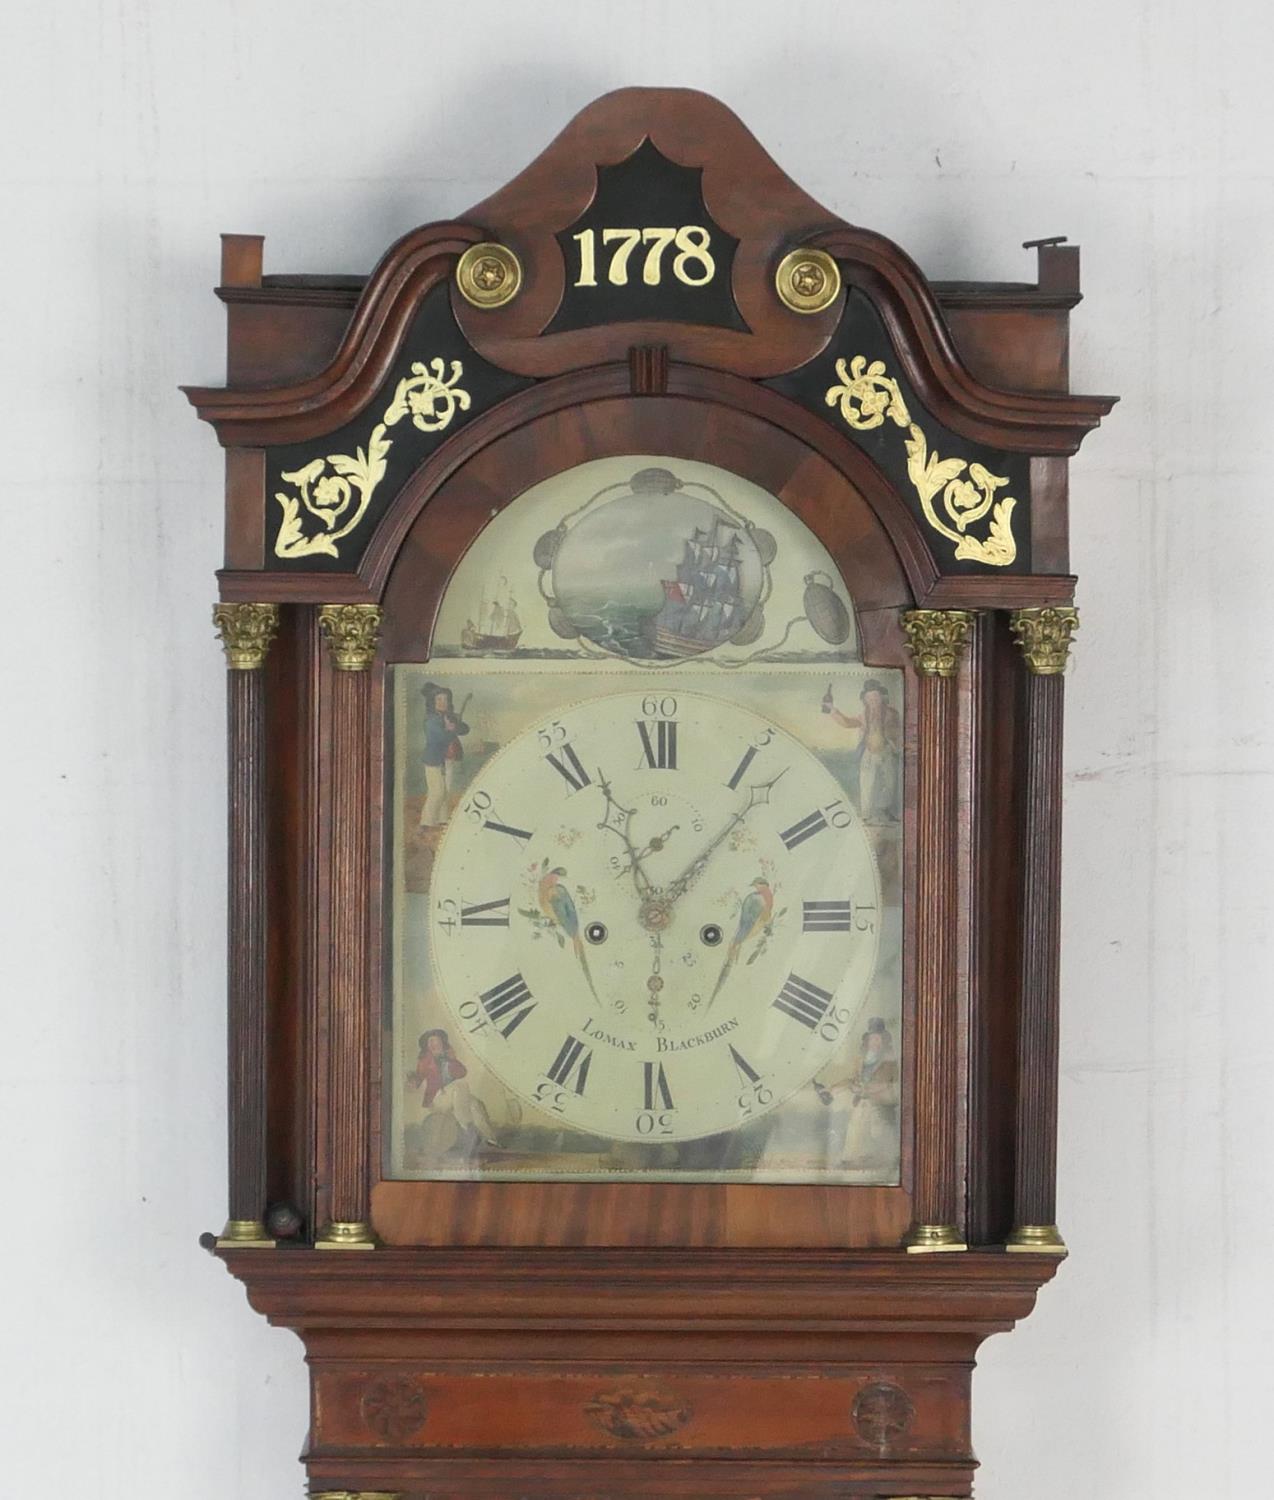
[274, 359, 471, 561]
[824, 355, 1018, 567]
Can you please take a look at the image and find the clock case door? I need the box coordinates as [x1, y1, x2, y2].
[189, 87, 1114, 1500]
[372, 402, 915, 1245]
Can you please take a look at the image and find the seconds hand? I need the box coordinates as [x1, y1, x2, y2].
[646, 932, 664, 1028]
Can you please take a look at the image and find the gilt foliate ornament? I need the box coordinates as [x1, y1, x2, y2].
[902, 610, 974, 678]
[825, 355, 1018, 567]
[1010, 607, 1079, 675]
[318, 605, 384, 672]
[212, 602, 280, 670]
[274, 359, 470, 561]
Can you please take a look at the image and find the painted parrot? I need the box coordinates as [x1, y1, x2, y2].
[709, 877, 774, 1007]
[538, 866, 598, 1003]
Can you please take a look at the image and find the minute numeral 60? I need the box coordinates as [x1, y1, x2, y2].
[572, 227, 715, 288]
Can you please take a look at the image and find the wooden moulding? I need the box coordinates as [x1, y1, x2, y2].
[218, 1246, 1058, 1499]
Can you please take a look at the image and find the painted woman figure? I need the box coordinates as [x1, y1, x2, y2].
[406, 1029, 498, 1148]
[823, 678, 902, 824]
[419, 682, 469, 828]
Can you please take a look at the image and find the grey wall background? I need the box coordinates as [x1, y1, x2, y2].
[3, 2, 1270, 1496]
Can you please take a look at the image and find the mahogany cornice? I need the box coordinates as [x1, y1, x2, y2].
[182, 231, 479, 447]
[814, 225, 1117, 455]
[216, 1246, 1059, 1337]
[183, 88, 1116, 462]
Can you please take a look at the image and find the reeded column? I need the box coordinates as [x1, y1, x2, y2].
[1006, 606, 1078, 1255]
[315, 605, 384, 1250]
[212, 603, 280, 1248]
[902, 609, 974, 1253]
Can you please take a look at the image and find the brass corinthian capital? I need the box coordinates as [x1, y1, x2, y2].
[212, 602, 279, 670]
[318, 604, 384, 671]
[1010, 606, 1079, 675]
[901, 609, 974, 678]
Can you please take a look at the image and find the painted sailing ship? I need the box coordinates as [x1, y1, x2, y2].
[461, 577, 523, 654]
[647, 516, 749, 658]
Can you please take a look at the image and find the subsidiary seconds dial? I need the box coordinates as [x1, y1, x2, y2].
[428, 689, 882, 1144]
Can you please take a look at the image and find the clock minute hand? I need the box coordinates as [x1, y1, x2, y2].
[665, 770, 787, 903]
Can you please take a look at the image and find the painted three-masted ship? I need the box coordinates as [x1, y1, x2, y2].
[461, 578, 523, 654]
[648, 516, 749, 658]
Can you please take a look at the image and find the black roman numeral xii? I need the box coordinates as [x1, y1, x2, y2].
[637, 719, 677, 770]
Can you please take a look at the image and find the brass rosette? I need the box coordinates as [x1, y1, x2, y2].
[775, 247, 842, 314]
[456, 241, 523, 308]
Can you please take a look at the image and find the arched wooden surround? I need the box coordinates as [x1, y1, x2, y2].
[361, 380, 965, 1250]
[376, 381, 920, 655]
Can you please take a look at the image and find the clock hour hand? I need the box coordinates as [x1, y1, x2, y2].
[596, 772, 653, 899]
[614, 823, 679, 881]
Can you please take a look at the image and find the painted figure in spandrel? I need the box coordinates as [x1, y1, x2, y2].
[822, 678, 902, 824]
[418, 682, 470, 829]
[407, 1029, 499, 1150]
[816, 1018, 900, 1172]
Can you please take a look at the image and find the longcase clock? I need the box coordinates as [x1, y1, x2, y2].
[188, 88, 1115, 1499]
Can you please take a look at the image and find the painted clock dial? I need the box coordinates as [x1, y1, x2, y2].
[427, 689, 882, 1145]
[387, 454, 905, 1185]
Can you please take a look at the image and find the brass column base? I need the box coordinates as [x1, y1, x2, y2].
[215, 1219, 275, 1249]
[315, 1220, 378, 1251]
[1006, 1223, 1068, 1255]
[310, 1491, 402, 1499]
[310, 1492, 402, 1499]
[904, 1223, 968, 1254]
